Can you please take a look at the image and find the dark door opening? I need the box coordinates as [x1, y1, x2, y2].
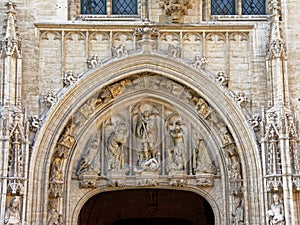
[111, 217, 195, 225]
[78, 189, 215, 225]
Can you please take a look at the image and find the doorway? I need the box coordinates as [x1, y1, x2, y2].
[78, 189, 215, 225]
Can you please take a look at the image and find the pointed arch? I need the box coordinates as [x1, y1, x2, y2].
[28, 54, 263, 224]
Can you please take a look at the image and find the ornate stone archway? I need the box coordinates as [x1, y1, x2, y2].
[28, 54, 262, 224]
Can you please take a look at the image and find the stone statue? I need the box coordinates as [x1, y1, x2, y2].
[229, 154, 241, 180]
[4, 196, 21, 225]
[220, 126, 233, 146]
[107, 123, 128, 171]
[50, 157, 63, 182]
[47, 200, 63, 225]
[166, 120, 186, 173]
[135, 109, 158, 163]
[193, 138, 216, 174]
[267, 193, 285, 225]
[231, 197, 244, 225]
[77, 137, 100, 175]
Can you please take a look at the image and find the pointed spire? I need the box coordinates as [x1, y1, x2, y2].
[267, 0, 286, 60]
[3, 1, 17, 39]
[269, 0, 281, 40]
[1, 1, 21, 57]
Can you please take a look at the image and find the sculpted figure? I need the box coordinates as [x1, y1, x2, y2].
[77, 138, 100, 175]
[166, 120, 186, 173]
[107, 124, 128, 171]
[4, 196, 21, 225]
[193, 138, 216, 174]
[135, 109, 158, 162]
[231, 198, 244, 225]
[220, 126, 233, 145]
[50, 157, 63, 182]
[229, 154, 241, 180]
[47, 200, 63, 225]
[267, 193, 285, 225]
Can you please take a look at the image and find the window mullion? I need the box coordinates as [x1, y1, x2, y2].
[107, 0, 112, 16]
[203, 0, 211, 21]
[237, 0, 242, 15]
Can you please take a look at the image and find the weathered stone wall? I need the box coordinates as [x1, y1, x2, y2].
[0, 0, 274, 116]
[283, 1, 300, 109]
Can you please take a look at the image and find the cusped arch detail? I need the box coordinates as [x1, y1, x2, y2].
[29, 54, 262, 224]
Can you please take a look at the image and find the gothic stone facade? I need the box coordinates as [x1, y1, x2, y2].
[0, 0, 300, 224]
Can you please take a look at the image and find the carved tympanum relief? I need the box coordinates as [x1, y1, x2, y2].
[47, 73, 244, 220]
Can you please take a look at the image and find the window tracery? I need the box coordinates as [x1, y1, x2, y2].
[80, 0, 138, 15]
[211, 0, 266, 16]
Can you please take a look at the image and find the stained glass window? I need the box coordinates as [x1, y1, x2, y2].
[242, 0, 266, 15]
[112, 0, 137, 15]
[211, 0, 235, 15]
[81, 0, 106, 14]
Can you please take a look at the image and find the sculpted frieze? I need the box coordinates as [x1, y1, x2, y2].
[48, 74, 243, 195]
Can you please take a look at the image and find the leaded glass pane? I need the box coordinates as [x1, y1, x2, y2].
[211, 0, 235, 15]
[81, 0, 106, 14]
[242, 0, 266, 15]
[112, 0, 137, 15]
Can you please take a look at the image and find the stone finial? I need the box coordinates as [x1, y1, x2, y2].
[3, 2, 17, 39]
[159, 0, 192, 23]
[1, 1, 21, 57]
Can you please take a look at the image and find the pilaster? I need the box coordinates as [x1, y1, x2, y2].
[262, 1, 295, 225]
[0, 2, 29, 224]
